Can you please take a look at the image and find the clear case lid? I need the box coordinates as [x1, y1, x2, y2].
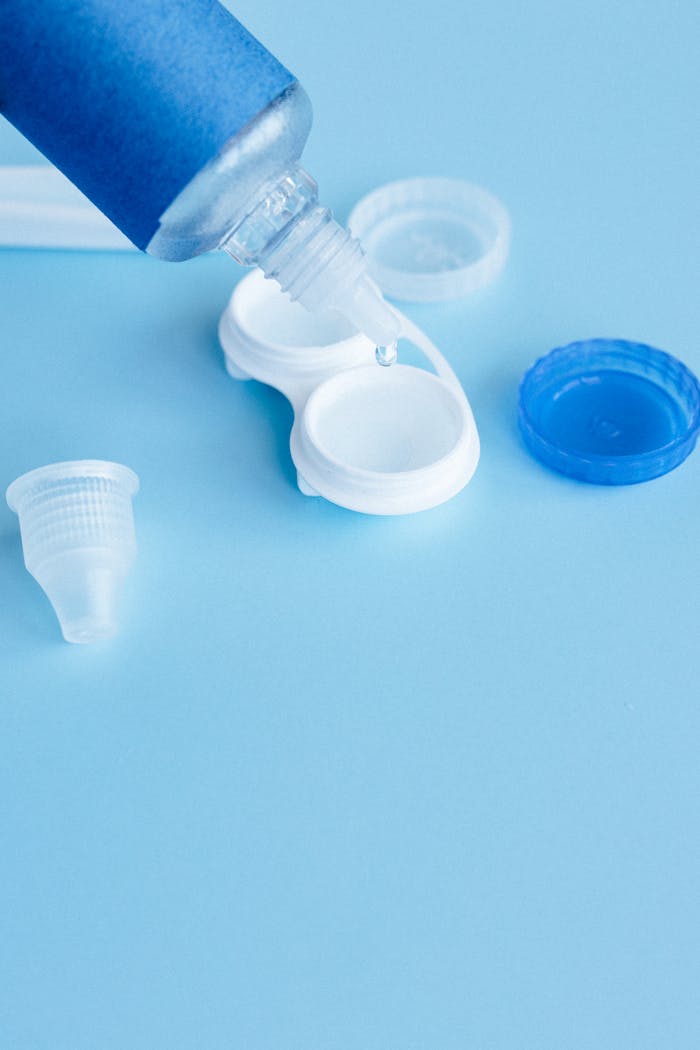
[348, 177, 510, 302]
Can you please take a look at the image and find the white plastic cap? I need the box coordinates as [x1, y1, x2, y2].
[291, 362, 477, 514]
[348, 177, 511, 302]
[6, 460, 139, 643]
[219, 268, 374, 387]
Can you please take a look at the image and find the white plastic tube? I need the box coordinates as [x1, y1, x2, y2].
[0, 166, 135, 250]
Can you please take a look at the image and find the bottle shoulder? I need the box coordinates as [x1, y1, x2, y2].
[147, 82, 313, 260]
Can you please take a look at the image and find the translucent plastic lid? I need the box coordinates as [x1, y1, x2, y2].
[518, 339, 700, 485]
[348, 177, 511, 302]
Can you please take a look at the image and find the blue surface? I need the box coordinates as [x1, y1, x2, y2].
[0, 0, 294, 248]
[1, 1, 699, 1048]
[519, 339, 700, 484]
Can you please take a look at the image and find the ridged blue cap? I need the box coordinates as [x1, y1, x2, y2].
[518, 339, 700, 484]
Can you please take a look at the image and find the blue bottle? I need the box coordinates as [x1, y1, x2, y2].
[0, 0, 398, 347]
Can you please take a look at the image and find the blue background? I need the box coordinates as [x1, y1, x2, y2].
[1, 1, 699, 1047]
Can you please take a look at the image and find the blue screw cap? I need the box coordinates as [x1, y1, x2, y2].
[518, 339, 700, 485]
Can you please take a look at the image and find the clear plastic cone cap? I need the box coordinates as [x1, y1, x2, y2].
[6, 460, 139, 643]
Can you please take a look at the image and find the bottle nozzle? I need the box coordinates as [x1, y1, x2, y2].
[327, 272, 400, 350]
[223, 166, 400, 351]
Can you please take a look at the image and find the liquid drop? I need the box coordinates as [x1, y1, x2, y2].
[375, 341, 398, 367]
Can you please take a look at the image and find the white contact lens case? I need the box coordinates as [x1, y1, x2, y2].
[218, 270, 479, 515]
